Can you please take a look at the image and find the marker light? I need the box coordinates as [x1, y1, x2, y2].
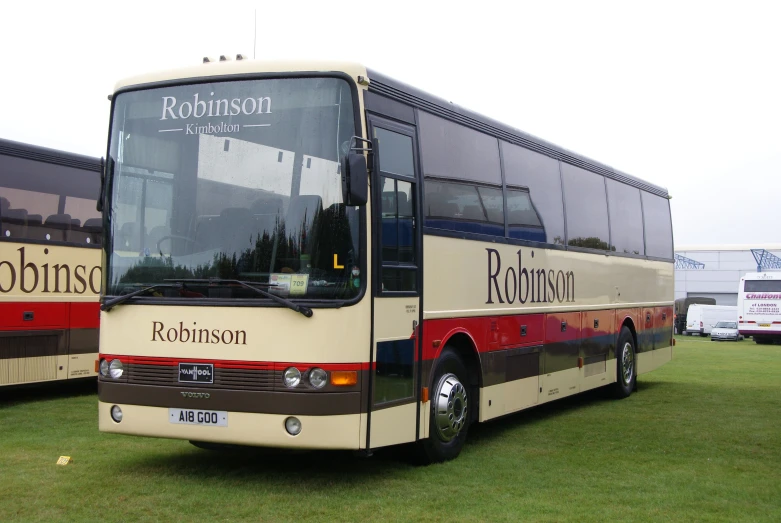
[111, 405, 123, 423]
[285, 417, 302, 436]
[283, 367, 301, 388]
[309, 368, 328, 389]
[99, 359, 109, 377]
[109, 359, 124, 379]
[330, 371, 358, 386]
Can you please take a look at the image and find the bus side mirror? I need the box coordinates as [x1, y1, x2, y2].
[97, 157, 105, 212]
[342, 152, 367, 206]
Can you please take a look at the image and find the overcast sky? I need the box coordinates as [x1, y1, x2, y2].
[1, 0, 779, 246]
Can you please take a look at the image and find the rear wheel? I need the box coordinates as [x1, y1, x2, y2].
[611, 327, 636, 399]
[416, 348, 471, 464]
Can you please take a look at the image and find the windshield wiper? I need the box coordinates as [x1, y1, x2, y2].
[164, 278, 314, 318]
[101, 283, 180, 312]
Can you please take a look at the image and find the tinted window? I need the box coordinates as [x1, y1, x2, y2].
[375, 127, 415, 177]
[744, 280, 781, 292]
[380, 177, 415, 265]
[561, 164, 610, 251]
[500, 142, 565, 245]
[374, 339, 415, 404]
[424, 180, 503, 237]
[506, 188, 546, 243]
[606, 179, 644, 255]
[0, 156, 101, 246]
[418, 111, 501, 184]
[641, 192, 673, 259]
[477, 186, 504, 224]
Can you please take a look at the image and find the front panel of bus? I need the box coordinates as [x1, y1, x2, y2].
[97, 73, 379, 449]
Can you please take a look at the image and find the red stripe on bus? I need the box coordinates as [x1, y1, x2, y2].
[0, 302, 68, 330]
[420, 311, 631, 360]
[98, 354, 369, 371]
[70, 302, 100, 329]
[0, 301, 99, 330]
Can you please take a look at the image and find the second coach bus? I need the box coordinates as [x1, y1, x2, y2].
[738, 272, 781, 344]
[97, 59, 674, 463]
[1, 138, 102, 386]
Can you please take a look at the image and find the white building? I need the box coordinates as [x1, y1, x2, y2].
[675, 244, 781, 305]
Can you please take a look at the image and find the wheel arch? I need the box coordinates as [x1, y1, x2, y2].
[435, 331, 482, 423]
[436, 331, 483, 388]
[619, 316, 638, 353]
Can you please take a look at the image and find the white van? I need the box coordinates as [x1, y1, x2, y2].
[685, 304, 738, 336]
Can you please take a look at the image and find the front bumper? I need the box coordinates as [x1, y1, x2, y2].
[99, 402, 363, 449]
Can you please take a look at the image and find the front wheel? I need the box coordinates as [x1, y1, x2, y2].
[416, 348, 471, 464]
[610, 327, 636, 399]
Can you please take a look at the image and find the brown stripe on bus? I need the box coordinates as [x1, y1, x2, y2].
[0, 330, 66, 360]
[68, 328, 99, 355]
[98, 382, 365, 416]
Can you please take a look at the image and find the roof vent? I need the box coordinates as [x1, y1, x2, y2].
[219, 55, 232, 62]
[236, 54, 247, 61]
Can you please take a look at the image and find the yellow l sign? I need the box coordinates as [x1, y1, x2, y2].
[333, 254, 344, 269]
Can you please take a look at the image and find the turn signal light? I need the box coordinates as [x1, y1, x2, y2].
[330, 371, 358, 386]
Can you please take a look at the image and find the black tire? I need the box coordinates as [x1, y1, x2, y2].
[416, 348, 471, 464]
[611, 327, 636, 399]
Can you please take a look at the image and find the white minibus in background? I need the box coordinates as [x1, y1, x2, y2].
[738, 272, 781, 344]
[685, 304, 737, 336]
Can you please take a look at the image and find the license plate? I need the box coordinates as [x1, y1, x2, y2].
[169, 408, 227, 426]
[178, 363, 214, 383]
[759, 323, 771, 327]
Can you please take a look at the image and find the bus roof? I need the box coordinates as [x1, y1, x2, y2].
[366, 68, 669, 198]
[112, 59, 368, 93]
[743, 272, 781, 280]
[111, 59, 668, 198]
[0, 137, 101, 172]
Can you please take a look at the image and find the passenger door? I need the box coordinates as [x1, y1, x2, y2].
[366, 116, 423, 450]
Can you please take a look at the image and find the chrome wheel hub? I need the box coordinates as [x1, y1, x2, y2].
[433, 373, 467, 442]
[621, 342, 634, 385]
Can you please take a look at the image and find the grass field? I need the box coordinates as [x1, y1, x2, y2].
[2, 336, 780, 522]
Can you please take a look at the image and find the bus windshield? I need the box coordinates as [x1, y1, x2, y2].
[106, 77, 360, 302]
[744, 280, 781, 293]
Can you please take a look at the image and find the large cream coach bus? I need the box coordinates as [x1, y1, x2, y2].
[1, 138, 102, 386]
[97, 59, 674, 463]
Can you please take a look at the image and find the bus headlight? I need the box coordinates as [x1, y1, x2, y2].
[283, 367, 301, 388]
[109, 359, 124, 379]
[99, 359, 110, 377]
[309, 368, 327, 389]
[111, 405, 123, 422]
[285, 416, 302, 436]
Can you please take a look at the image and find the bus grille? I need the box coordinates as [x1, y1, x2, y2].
[125, 364, 276, 391]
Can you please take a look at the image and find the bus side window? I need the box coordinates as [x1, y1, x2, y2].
[380, 177, 416, 292]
